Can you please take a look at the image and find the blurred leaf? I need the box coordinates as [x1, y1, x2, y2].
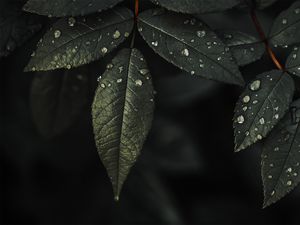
[30, 67, 89, 138]
[217, 30, 265, 66]
[286, 46, 300, 77]
[138, 9, 244, 86]
[269, 1, 300, 46]
[234, 70, 294, 152]
[24, 7, 133, 72]
[92, 48, 154, 200]
[23, 0, 124, 17]
[262, 99, 300, 208]
[142, 116, 202, 173]
[0, 4, 42, 58]
[150, 0, 240, 14]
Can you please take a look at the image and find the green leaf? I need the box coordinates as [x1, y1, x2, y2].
[150, 0, 240, 14]
[138, 9, 244, 86]
[92, 48, 154, 200]
[0, 9, 42, 57]
[269, 1, 300, 46]
[262, 99, 300, 208]
[24, 7, 134, 72]
[256, 0, 278, 9]
[217, 30, 265, 66]
[31, 67, 89, 138]
[285, 46, 300, 77]
[23, 0, 124, 17]
[233, 70, 294, 152]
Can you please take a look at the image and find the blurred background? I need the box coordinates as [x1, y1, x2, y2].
[2, 0, 300, 224]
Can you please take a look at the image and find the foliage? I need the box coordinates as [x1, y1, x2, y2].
[2, 0, 300, 208]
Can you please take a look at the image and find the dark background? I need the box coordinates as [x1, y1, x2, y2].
[2, 0, 300, 224]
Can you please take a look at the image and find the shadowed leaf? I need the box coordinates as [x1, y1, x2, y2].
[23, 0, 124, 17]
[150, 0, 240, 14]
[31, 67, 89, 138]
[217, 30, 265, 66]
[286, 46, 300, 77]
[269, 1, 300, 46]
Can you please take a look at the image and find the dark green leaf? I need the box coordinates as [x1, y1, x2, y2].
[92, 48, 154, 200]
[0, 10, 41, 58]
[24, 7, 133, 72]
[269, 1, 300, 46]
[150, 0, 240, 14]
[286, 46, 300, 77]
[31, 67, 89, 138]
[217, 30, 265, 66]
[262, 99, 300, 208]
[23, 0, 124, 17]
[256, 0, 278, 9]
[138, 9, 244, 86]
[234, 70, 294, 152]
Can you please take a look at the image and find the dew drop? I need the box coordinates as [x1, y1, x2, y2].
[54, 30, 61, 38]
[250, 80, 261, 91]
[259, 118, 265, 125]
[243, 95, 250, 103]
[282, 18, 288, 24]
[113, 30, 121, 39]
[68, 17, 76, 26]
[101, 47, 108, 54]
[181, 48, 189, 56]
[151, 41, 158, 47]
[237, 115, 245, 124]
[140, 69, 149, 75]
[135, 79, 143, 87]
[287, 180, 292, 186]
[197, 30, 206, 38]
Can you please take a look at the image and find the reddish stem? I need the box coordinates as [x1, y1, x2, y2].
[250, 10, 284, 70]
[135, 0, 139, 19]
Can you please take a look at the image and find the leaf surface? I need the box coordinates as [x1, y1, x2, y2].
[23, 0, 124, 17]
[0, 7, 41, 58]
[24, 7, 133, 72]
[31, 67, 89, 138]
[92, 48, 154, 199]
[233, 70, 294, 152]
[217, 30, 265, 66]
[286, 46, 300, 77]
[262, 99, 300, 208]
[150, 0, 240, 14]
[269, 1, 300, 46]
[138, 9, 244, 86]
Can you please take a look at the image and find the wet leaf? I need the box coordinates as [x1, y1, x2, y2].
[286, 46, 300, 77]
[0, 9, 42, 58]
[269, 1, 300, 46]
[23, 0, 124, 17]
[150, 0, 240, 14]
[138, 9, 244, 86]
[24, 7, 134, 72]
[217, 30, 265, 66]
[262, 99, 300, 208]
[92, 48, 154, 200]
[234, 70, 294, 152]
[31, 67, 89, 138]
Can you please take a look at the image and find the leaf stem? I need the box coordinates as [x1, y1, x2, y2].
[135, 0, 139, 19]
[250, 9, 284, 70]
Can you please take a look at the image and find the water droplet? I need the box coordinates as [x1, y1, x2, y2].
[287, 180, 292, 186]
[243, 95, 250, 103]
[257, 134, 263, 140]
[287, 167, 292, 173]
[54, 30, 61, 38]
[100, 83, 106, 88]
[181, 48, 189, 56]
[197, 30, 206, 38]
[124, 32, 130, 37]
[135, 79, 143, 87]
[282, 18, 288, 24]
[113, 30, 121, 39]
[293, 53, 297, 59]
[271, 190, 275, 196]
[106, 63, 113, 69]
[117, 78, 123, 83]
[140, 69, 149, 75]
[101, 47, 108, 54]
[259, 118, 265, 125]
[237, 115, 245, 124]
[151, 41, 158, 47]
[250, 80, 261, 91]
[68, 17, 76, 26]
[295, 8, 300, 14]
